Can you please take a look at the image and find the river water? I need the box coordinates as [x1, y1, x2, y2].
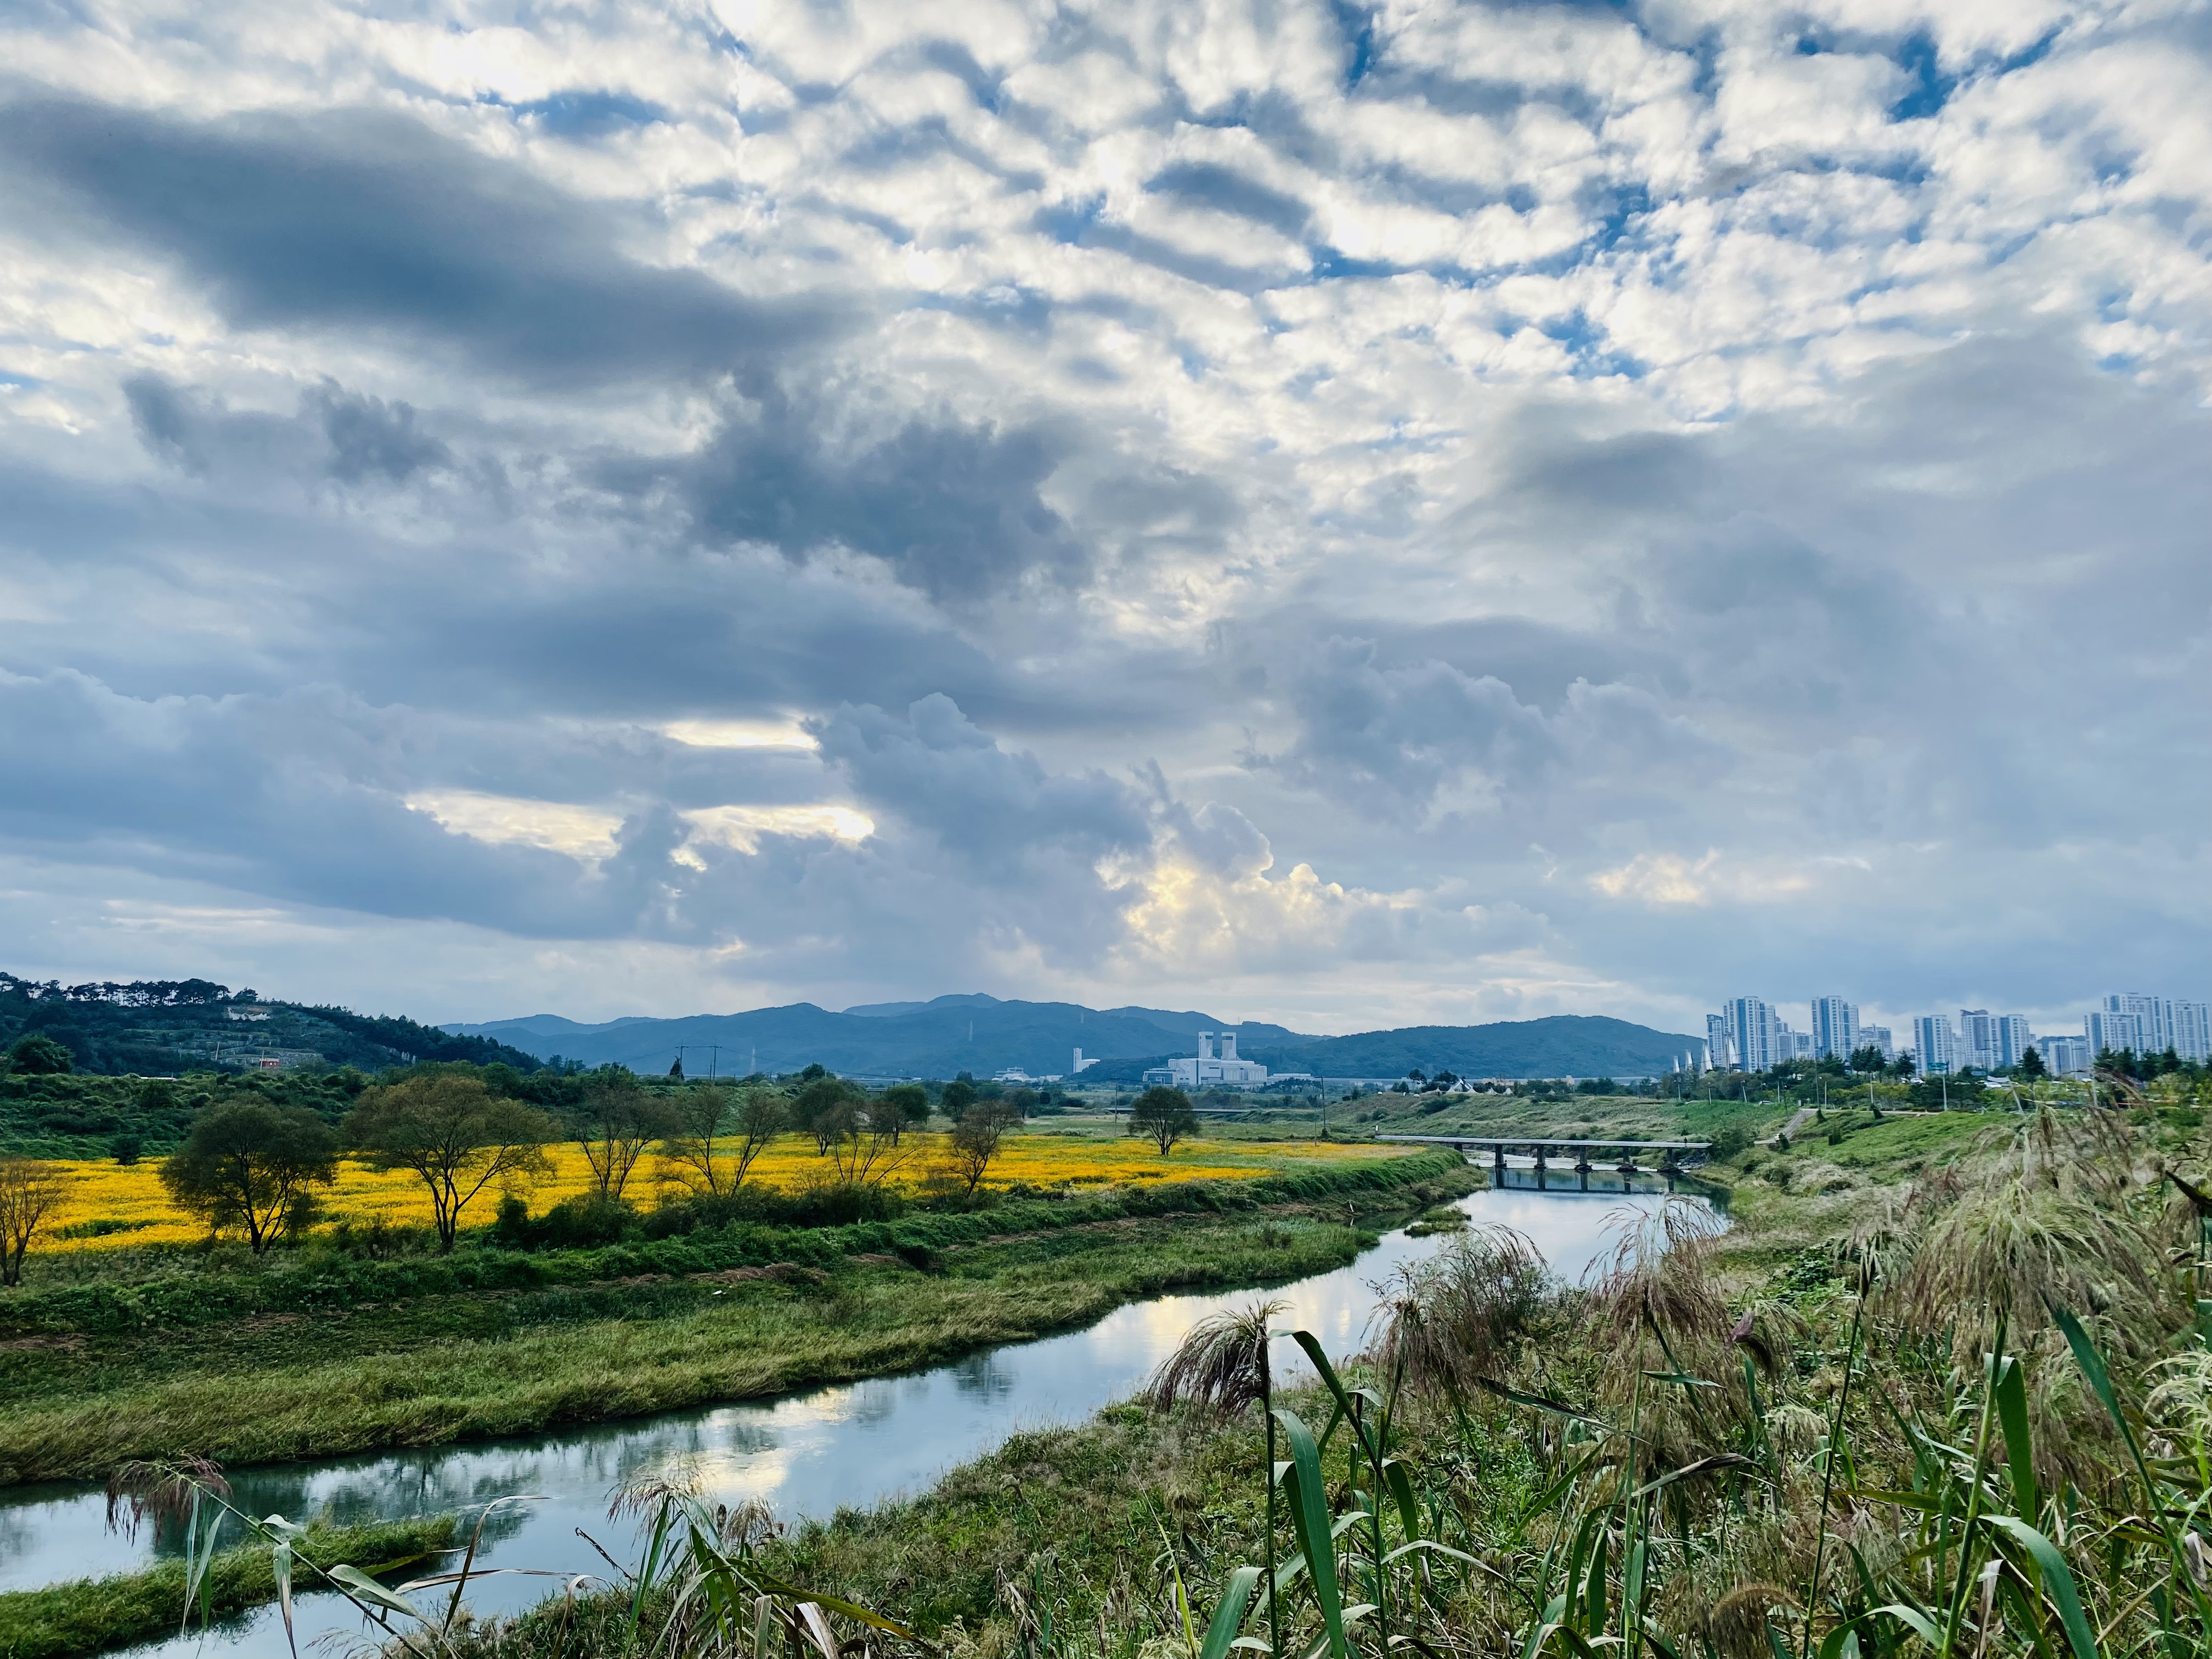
[0, 1169, 1713, 1658]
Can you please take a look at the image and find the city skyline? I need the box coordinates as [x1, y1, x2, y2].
[1706, 989, 2210, 1075]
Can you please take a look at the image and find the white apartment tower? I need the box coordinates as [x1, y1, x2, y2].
[2175, 1002, 2212, 1064]
[2103, 994, 2171, 1053]
[1725, 996, 1776, 1073]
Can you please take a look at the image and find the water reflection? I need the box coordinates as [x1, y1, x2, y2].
[1, 1180, 1714, 1659]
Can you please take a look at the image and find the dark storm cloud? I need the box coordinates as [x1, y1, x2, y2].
[123, 373, 449, 484]
[670, 392, 1092, 601]
[0, 96, 845, 387]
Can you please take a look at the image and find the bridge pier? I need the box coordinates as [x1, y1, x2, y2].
[1492, 1146, 1506, 1175]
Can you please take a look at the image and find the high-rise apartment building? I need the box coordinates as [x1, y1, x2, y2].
[2085, 1008, 2147, 1057]
[1862, 1025, 1895, 1061]
[2035, 1034, 2091, 1075]
[1706, 1014, 1733, 1070]
[1957, 1009, 1996, 1070]
[2175, 1002, 2212, 1064]
[2104, 994, 2172, 1053]
[1993, 1014, 2035, 1069]
[1956, 1009, 2036, 1070]
[1725, 996, 1776, 1073]
[1811, 996, 1858, 1060]
[1912, 1014, 1956, 1074]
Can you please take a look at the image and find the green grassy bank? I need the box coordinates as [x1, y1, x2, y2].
[0, 1515, 457, 1659]
[0, 1153, 1469, 1485]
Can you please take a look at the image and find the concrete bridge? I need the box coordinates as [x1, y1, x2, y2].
[1375, 1133, 1711, 1179]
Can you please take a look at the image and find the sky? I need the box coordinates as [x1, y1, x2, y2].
[0, 0, 2207, 1039]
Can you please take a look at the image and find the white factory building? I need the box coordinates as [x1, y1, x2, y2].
[1144, 1029, 1271, 1089]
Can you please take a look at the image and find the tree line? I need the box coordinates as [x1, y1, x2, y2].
[0, 1068, 1210, 1282]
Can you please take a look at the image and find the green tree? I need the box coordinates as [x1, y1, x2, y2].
[793, 1076, 864, 1154]
[4, 1033, 73, 1076]
[0, 1156, 70, 1286]
[880, 1083, 931, 1135]
[345, 1074, 554, 1251]
[946, 1101, 1019, 1195]
[2015, 1045, 2048, 1079]
[941, 1078, 979, 1116]
[1847, 1045, 1887, 1074]
[159, 1101, 340, 1254]
[1129, 1086, 1198, 1155]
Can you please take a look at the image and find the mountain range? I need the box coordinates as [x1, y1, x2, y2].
[445, 995, 1702, 1082]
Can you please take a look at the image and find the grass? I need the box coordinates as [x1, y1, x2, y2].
[0, 1514, 458, 1659]
[0, 1159, 1475, 1485]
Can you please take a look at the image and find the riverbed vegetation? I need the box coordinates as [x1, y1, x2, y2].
[191, 1066, 2212, 1659]
[0, 1147, 1470, 1483]
[0, 1512, 459, 1659]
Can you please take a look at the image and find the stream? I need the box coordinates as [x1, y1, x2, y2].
[0, 1167, 1717, 1657]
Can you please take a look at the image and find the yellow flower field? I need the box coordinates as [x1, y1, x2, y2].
[36, 1132, 1410, 1252]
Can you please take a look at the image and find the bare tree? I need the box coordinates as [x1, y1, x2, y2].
[345, 1074, 555, 1251]
[0, 1157, 70, 1286]
[830, 1099, 912, 1186]
[572, 1071, 668, 1201]
[662, 1084, 785, 1196]
[945, 1101, 1020, 1195]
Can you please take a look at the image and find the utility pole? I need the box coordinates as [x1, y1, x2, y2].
[708, 1044, 720, 1080]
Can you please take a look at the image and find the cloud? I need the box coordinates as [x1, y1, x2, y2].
[0, 0, 2207, 1031]
[0, 97, 843, 388]
[668, 392, 1094, 602]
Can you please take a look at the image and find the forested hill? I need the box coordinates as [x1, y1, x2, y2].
[449, 997, 1701, 1082]
[1243, 1015, 1705, 1081]
[0, 973, 544, 1077]
[447, 994, 1316, 1079]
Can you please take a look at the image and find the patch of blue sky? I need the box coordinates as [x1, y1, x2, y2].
[1994, 27, 2062, 76]
[1038, 194, 1107, 246]
[1329, 0, 1378, 89]
[1888, 32, 1956, 121]
[1538, 310, 1646, 380]
[505, 90, 667, 138]
[0, 370, 41, 388]
[1306, 246, 1423, 283]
